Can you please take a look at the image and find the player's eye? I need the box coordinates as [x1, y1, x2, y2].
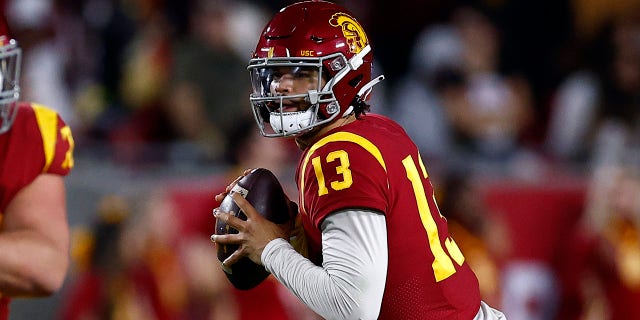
[292, 67, 313, 79]
[293, 70, 306, 78]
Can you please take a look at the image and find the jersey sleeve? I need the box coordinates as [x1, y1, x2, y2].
[32, 103, 75, 176]
[298, 132, 389, 228]
[262, 209, 388, 320]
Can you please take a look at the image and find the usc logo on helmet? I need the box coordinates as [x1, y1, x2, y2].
[329, 12, 367, 54]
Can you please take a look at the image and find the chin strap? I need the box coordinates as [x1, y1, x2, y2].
[357, 75, 385, 100]
[342, 75, 386, 118]
[341, 106, 354, 117]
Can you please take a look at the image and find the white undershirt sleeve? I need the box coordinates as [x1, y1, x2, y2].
[261, 209, 388, 320]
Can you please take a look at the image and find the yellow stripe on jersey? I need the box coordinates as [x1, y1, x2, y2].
[300, 131, 387, 215]
[32, 104, 59, 172]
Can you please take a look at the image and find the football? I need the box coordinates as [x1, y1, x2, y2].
[214, 168, 294, 290]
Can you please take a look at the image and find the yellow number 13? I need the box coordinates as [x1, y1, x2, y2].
[402, 154, 465, 282]
[311, 150, 353, 196]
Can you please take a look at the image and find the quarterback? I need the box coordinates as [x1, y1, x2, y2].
[0, 15, 74, 319]
[212, 1, 506, 319]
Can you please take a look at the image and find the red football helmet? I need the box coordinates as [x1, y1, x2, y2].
[248, 0, 384, 137]
[0, 14, 21, 134]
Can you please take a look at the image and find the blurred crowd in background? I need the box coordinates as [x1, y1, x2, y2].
[4, 0, 640, 319]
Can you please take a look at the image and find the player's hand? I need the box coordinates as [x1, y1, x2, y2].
[214, 168, 254, 203]
[211, 192, 291, 268]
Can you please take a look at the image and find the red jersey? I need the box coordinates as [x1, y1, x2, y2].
[0, 102, 74, 319]
[296, 114, 480, 319]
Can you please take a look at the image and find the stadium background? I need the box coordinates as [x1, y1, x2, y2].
[4, 0, 640, 319]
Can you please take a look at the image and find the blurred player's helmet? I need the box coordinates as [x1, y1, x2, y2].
[0, 15, 21, 134]
[248, 0, 384, 137]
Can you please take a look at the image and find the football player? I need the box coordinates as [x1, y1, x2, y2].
[212, 1, 505, 319]
[0, 14, 74, 320]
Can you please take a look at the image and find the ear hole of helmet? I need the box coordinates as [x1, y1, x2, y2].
[348, 74, 364, 88]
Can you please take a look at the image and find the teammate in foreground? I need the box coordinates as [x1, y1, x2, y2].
[0, 14, 74, 319]
[211, 1, 506, 319]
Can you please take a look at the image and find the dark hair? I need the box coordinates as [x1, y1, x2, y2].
[352, 95, 371, 118]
